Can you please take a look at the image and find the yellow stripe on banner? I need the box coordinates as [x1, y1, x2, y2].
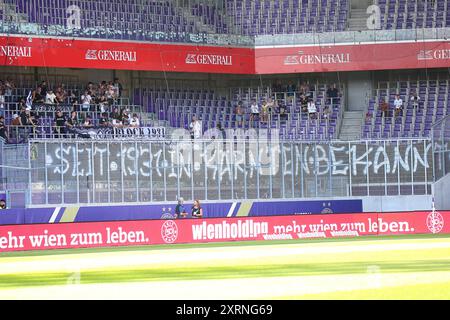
[235, 201, 253, 217]
[59, 206, 80, 223]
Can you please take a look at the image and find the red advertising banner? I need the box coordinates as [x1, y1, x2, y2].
[0, 211, 448, 252]
[255, 41, 450, 74]
[0, 36, 255, 74]
[2, 35, 450, 74]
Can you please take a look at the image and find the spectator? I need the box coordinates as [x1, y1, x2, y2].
[327, 83, 339, 100]
[19, 106, 28, 126]
[286, 81, 296, 102]
[394, 94, 403, 117]
[99, 112, 110, 128]
[54, 110, 67, 138]
[410, 91, 421, 111]
[113, 78, 123, 98]
[11, 114, 20, 126]
[300, 93, 308, 113]
[111, 118, 123, 128]
[111, 107, 121, 122]
[307, 99, 317, 119]
[216, 122, 226, 140]
[40, 81, 48, 97]
[365, 111, 372, 123]
[380, 98, 389, 118]
[32, 86, 44, 104]
[234, 104, 244, 127]
[121, 108, 131, 126]
[189, 115, 202, 139]
[191, 200, 203, 218]
[0, 199, 6, 210]
[98, 95, 109, 113]
[279, 103, 288, 122]
[45, 90, 57, 104]
[69, 90, 79, 106]
[272, 80, 283, 100]
[261, 100, 269, 123]
[82, 116, 93, 129]
[249, 99, 260, 124]
[81, 90, 92, 112]
[55, 85, 67, 104]
[130, 113, 140, 128]
[4, 78, 15, 96]
[0, 115, 7, 142]
[175, 197, 187, 218]
[66, 111, 79, 135]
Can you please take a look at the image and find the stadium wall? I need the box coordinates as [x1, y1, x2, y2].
[0, 195, 434, 225]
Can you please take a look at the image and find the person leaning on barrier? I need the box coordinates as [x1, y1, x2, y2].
[175, 197, 187, 218]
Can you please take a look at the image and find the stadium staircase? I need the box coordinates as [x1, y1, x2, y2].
[339, 111, 364, 140]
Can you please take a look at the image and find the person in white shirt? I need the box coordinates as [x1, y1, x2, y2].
[45, 90, 57, 104]
[307, 99, 317, 119]
[250, 99, 259, 124]
[394, 94, 403, 116]
[189, 116, 202, 139]
[410, 91, 421, 110]
[81, 91, 92, 111]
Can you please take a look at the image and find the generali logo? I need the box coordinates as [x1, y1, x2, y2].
[284, 51, 351, 65]
[418, 49, 450, 61]
[161, 220, 178, 243]
[185, 53, 232, 65]
[426, 211, 444, 234]
[0, 45, 32, 58]
[85, 49, 137, 62]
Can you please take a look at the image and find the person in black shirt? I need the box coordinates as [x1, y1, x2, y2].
[279, 103, 288, 122]
[191, 200, 203, 218]
[326, 83, 339, 101]
[99, 112, 110, 127]
[0, 116, 7, 142]
[0, 199, 6, 210]
[19, 107, 28, 126]
[54, 110, 67, 138]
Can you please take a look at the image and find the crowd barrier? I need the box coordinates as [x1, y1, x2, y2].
[0, 199, 363, 225]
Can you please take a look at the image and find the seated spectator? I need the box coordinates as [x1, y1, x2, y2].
[45, 90, 57, 104]
[322, 105, 332, 119]
[54, 110, 67, 138]
[66, 111, 79, 130]
[286, 81, 296, 102]
[300, 94, 308, 113]
[0, 199, 6, 210]
[130, 113, 140, 128]
[260, 100, 269, 123]
[99, 112, 110, 127]
[365, 111, 372, 123]
[11, 114, 20, 126]
[0, 115, 7, 142]
[32, 86, 44, 104]
[111, 107, 121, 122]
[307, 99, 317, 119]
[380, 98, 389, 117]
[394, 94, 403, 117]
[0, 89, 5, 116]
[121, 108, 131, 126]
[111, 118, 123, 128]
[410, 91, 421, 110]
[279, 103, 288, 122]
[82, 116, 93, 129]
